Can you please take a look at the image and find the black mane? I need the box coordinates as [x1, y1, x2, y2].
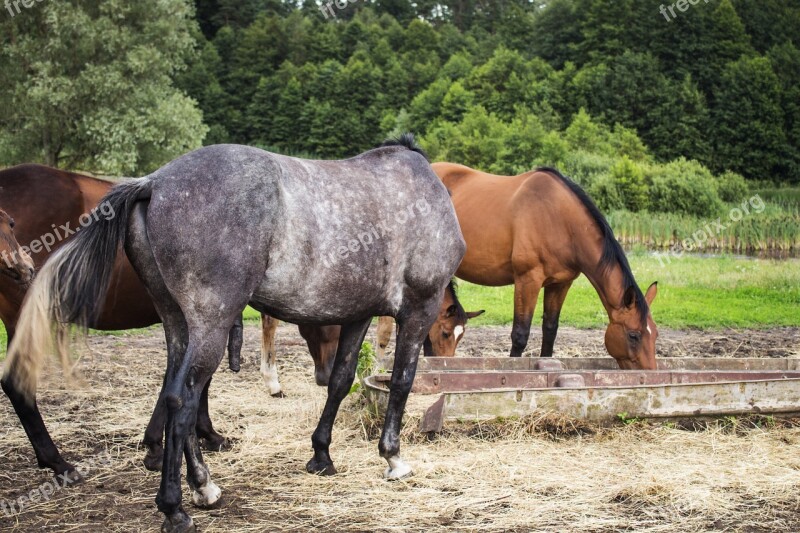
[380, 133, 429, 162]
[536, 167, 649, 325]
[445, 279, 467, 322]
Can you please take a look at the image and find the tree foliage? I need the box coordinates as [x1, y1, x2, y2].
[0, 0, 207, 174]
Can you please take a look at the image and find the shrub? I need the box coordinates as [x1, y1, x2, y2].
[561, 150, 614, 188]
[648, 158, 724, 216]
[716, 170, 750, 202]
[589, 172, 625, 212]
[609, 156, 649, 212]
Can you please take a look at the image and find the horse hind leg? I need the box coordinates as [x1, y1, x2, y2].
[1, 327, 81, 481]
[159, 327, 230, 533]
[307, 317, 372, 476]
[259, 313, 284, 397]
[379, 295, 442, 480]
[540, 281, 573, 358]
[195, 377, 230, 452]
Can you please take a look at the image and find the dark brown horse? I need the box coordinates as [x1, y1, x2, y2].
[0, 209, 35, 288]
[432, 163, 658, 369]
[0, 164, 245, 479]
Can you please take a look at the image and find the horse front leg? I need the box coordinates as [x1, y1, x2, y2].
[306, 318, 372, 476]
[510, 272, 542, 357]
[379, 296, 441, 480]
[540, 281, 573, 358]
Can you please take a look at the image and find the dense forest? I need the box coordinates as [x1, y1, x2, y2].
[2, 0, 800, 219]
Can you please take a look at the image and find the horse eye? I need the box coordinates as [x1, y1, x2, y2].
[8, 219, 14, 228]
[628, 332, 641, 342]
[442, 332, 451, 339]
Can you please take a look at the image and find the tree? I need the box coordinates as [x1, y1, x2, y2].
[711, 56, 787, 180]
[0, 0, 206, 174]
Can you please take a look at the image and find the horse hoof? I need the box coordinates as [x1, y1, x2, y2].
[143, 449, 163, 472]
[306, 458, 337, 476]
[200, 436, 233, 453]
[229, 364, 241, 373]
[161, 511, 195, 533]
[383, 456, 413, 480]
[271, 391, 286, 399]
[54, 465, 84, 486]
[192, 482, 223, 509]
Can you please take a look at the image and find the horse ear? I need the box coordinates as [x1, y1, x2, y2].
[622, 286, 637, 309]
[466, 310, 485, 320]
[444, 304, 458, 318]
[645, 282, 658, 305]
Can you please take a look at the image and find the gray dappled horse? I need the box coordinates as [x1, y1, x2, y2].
[6, 137, 465, 533]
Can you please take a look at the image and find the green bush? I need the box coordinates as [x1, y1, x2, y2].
[648, 158, 725, 216]
[609, 156, 649, 212]
[716, 170, 750, 202]
[589, 172, 625, 212]
[561, 150, 614, 188]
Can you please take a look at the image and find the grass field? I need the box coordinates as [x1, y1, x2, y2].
[1, 253, 798, 357]
[449, 251, 800, 329]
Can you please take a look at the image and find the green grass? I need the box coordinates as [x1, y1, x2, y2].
[456, 252, 800, 330]
[1, 254, 798, 360]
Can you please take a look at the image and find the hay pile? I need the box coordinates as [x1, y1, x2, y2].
[1, 324, 799, 532]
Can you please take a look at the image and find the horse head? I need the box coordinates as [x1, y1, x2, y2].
[605, 282, 658, 370]
[0, 209, 35, 288]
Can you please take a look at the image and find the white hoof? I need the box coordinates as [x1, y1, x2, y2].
[192, 481, 222, 507]
[383, 456, 413, 480]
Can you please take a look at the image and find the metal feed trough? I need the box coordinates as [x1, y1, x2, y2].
[363, 357, 800, 431]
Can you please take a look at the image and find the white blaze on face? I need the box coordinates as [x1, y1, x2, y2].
[454, 325, 464, 341]
[646, 325, 652, 335]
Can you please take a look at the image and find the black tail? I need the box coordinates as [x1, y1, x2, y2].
[381, 133, 429, 162]
[4, 177, 152, 401]
[56, 178, 153, 326]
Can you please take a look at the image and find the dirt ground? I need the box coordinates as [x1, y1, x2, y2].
[1, 324, 799, 532]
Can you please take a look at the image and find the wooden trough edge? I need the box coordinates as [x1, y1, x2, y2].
[363, 370, 800, 430]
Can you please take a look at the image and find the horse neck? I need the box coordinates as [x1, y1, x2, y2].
[574, 236, 626, 322]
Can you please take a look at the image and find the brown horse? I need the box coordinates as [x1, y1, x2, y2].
[0, 164, 246, 479]
[376, 281, 484, 358]
[260, 282, 483, 396]
[0, 209, 36, 288]
[432, 163, 658, 369]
